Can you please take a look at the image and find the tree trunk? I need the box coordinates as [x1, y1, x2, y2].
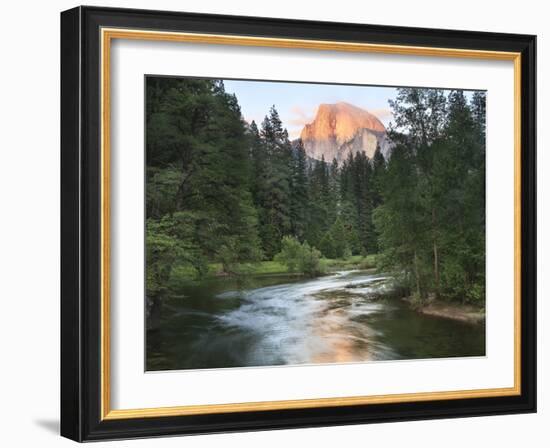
[432, 208, 440, 298]
[433, 239, 440, 298]
[413, 249, 421, 299]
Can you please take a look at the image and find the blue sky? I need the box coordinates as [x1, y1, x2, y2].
[224, 79, 399, 139]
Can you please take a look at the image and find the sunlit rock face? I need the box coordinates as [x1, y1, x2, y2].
[300, 102, 391, 162]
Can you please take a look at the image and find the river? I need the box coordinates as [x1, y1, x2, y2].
[146, 270, 485, 371]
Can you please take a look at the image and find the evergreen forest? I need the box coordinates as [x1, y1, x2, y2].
[145, 77, 486, 307]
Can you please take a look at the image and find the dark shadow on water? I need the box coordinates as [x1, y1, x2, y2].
[34, 419, 59, 435]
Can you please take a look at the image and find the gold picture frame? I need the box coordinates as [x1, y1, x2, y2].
[100, 27, 523, 420]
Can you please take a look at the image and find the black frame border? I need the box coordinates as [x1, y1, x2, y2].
[61, 6, 536, 442]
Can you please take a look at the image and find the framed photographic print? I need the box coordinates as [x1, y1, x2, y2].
[60, 6, 536, 442]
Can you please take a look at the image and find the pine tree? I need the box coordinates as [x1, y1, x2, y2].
[371, 145, 386, 209]
[338, 151, 377, 255]
[305, 156, 330, 247]
[339, 152, 362, 255]
[290, 139, 309, 241]
[319, 217, 349, 259]
[375, 87, 486, 304]
[470, 91, 486, 138]
[257, 106, 293, 258]
[328, 157, 340, 225]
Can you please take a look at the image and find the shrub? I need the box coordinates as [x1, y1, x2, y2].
[275, 236, 323, 276]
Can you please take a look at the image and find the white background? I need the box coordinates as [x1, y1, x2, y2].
[111, 39, 515, 409]
[0, 0, 546, 446]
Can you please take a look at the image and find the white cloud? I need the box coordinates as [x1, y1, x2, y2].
[287, 105, 315, 127]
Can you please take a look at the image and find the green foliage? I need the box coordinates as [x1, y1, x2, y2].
[304, 156, 331, 248]
[339, 151, 378, 255]
[299, 243, 323, 277]
[275, 236, 323, 276]
[146, 215, 208, 298]
[250, 107, 295, 258]
[145, 78, 262, 299]
[375, 88, 486, 304]
[319, 217, 350, 259]
[250, 260, 289, 275]
[321, 254, 376, 271]
[274, 235, 302, 272]
[318, 232, 335, 259]
[290, 140, 309, 241]
[146, 218, 180, 298]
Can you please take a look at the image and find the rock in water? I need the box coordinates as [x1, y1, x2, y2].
[300, 102, 391, 162]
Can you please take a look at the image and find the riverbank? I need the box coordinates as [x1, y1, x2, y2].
[170, 254, 378, 284]
[402, 297, 485, 324]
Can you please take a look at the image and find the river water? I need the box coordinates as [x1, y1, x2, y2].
[146, 270, 485, 371]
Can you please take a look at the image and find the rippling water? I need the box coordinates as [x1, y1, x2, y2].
[146, 270, 485, 371]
